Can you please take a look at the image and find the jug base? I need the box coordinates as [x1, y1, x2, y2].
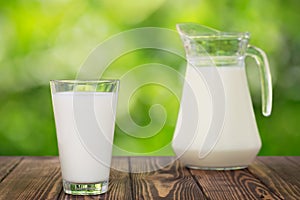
[186, 165, 248, 170]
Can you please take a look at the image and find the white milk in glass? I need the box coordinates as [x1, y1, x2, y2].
[173, 63, 261, 169]
[52, 92, 117, 182]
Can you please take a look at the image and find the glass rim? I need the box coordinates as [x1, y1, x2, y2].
[50, 79, 120, 84]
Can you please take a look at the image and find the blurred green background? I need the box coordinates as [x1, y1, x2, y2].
[0, 0, 299, 156]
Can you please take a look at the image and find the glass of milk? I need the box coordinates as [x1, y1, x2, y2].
[50, 80, 119, 195]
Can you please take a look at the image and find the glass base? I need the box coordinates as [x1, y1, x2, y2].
[63, 179, 108, 195]
[186, 165, 248, 170]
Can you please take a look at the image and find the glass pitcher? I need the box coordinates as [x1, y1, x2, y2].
[172, 23, 272, 170]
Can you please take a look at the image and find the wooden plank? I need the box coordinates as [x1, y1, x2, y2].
[59, 157, 132, 200]
[104, 157, 131, 200]
[248, 156, 300, 199]
[59, 193, 101, 200]
[0, 156, 62, 200]
[130, 157, 207, 200]
[258, 157, 300, 183]
[286, 156, 300, 167]
[0, 156, 23, 182]
[190, 167, 281, 200]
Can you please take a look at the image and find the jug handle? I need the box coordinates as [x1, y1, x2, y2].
[246, 45, 273, 116]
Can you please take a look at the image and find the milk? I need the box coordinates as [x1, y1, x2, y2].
[52, 92, 117, 182]
[173, 64, 262, 169]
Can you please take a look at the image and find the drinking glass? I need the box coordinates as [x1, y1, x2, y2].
[50, 80, 119, 195]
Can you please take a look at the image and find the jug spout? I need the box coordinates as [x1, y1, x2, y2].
[176, 23, 219, 37]
[176, 23, 220, 62]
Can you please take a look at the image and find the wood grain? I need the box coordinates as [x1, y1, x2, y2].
[286, 156, 300, 167]
[190, 167, 282, 200]
[103, 157, 132, 200]
[0, 156, 23, 182]
[248, 156, 300, 199]
[130, 157, 207, 200]
[59, 194, 99, 200]
[0, 156, 62, 200]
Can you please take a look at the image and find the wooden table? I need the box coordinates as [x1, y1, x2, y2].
[0, 156, 299, 199]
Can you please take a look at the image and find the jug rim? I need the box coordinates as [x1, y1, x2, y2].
[182, 32, 250, 40]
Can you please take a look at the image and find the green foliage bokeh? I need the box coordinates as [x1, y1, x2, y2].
[0, 0, 299, 155]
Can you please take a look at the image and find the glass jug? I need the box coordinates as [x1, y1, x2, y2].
[172, 23, 272, 170]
